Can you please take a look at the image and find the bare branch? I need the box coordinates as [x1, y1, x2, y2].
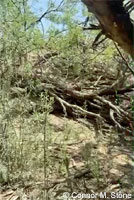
[26, 0, 65, 30]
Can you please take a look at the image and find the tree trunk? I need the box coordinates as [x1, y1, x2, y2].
[82, 0, 134, 58]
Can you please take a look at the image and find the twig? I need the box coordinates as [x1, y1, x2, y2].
[26, 0, 65, 30]
[114, 42, 134, 75]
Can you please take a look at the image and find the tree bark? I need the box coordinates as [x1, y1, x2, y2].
[82, 0, 134, 58]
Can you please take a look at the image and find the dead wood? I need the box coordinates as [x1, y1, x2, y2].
[82, 0, 134, 58]
[8, 48, 133, 135]
[10, 69, 133, 135]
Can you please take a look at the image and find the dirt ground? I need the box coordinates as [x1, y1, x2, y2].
[0, 114, 134, 200]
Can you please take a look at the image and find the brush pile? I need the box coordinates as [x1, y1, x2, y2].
[10, 50, 134, 135]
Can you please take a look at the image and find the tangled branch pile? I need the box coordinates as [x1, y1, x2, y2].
[10, 49, 134, 135]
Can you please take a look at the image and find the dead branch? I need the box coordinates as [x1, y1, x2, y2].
[82, 0, 134, 58]
[9, 50, 133, 135]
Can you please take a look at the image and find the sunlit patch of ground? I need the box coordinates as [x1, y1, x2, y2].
[0, 114, 134, 199]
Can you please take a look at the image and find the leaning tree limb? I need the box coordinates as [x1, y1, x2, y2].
[82, 0, 134, 58]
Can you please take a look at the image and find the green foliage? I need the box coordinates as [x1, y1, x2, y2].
[0, 0, 44, 62]
[0, 0, 128, 196]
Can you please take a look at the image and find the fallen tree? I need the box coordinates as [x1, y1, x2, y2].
[9, 51, 133, 135]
